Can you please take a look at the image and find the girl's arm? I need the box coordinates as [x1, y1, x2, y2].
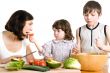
[33, 40, 43, 53]
[28, 33, 43, 53]
[42, 42, 53, 59]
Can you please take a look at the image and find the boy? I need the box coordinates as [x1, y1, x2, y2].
[76, 0, 110, 53]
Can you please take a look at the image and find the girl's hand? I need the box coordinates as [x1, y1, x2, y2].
[29, 34, 35, 43]
[45, 56, 53, 60]
[72, 48, 79, 54]
[27, 32, 36, 43]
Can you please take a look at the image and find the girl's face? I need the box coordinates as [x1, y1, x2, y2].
[84, 10, 100, 27]
[53, 28, 65, 40]
[23, 20, 33, 36]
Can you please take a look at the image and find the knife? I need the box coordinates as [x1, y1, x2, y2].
[23, 51, 36, 58]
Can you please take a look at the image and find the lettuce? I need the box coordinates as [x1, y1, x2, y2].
[5, 59, 25, 70]
[63, 57, 81, 69]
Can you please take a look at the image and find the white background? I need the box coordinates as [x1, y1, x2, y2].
[0, 0, 110, 67]
[0, 0, 110, 45]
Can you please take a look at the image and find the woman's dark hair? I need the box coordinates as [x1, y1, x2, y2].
[83, 1, 102, 15]
[52, 19, 74, 40]
[5, 10, 33, 40]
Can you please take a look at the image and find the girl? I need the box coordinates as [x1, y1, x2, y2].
[42, 19, 76, 62]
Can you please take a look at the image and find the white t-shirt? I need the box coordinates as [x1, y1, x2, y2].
[0, 32, 29, 63]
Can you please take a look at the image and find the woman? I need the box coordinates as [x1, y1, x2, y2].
[0, 10, 40, 64]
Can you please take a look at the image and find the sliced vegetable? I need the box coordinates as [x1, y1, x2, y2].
[46, 59, 61, 68]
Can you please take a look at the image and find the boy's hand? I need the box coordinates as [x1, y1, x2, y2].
[96, 38, 106, 51]
[96, 39, 103, 49]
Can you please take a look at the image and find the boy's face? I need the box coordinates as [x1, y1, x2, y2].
[53, 28, 65, 40]
[84, 10, 100, 26]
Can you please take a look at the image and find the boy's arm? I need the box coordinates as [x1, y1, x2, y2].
[106, 26, 110, 45]
[76, 28, 81, 52]
[96, 26, 110, 52]
[103, 26, 110, 51]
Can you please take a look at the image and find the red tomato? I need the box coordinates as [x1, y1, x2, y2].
[29, 33, 34, 36]
[34, 59, 46, 66]
[39, 60, 46, 66]
[34, 59, 40, 66]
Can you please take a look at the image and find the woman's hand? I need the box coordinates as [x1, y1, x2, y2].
[0, 55, 23, 64]
[10, 55, 23, 60]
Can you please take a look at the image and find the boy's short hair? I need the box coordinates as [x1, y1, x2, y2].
[83, 0, 102, 15]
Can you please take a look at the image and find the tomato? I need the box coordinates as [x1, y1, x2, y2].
[29, 33, 34, 36]
[34, 59, 40, 66]
[34, 59, 46, 66]
[39, 60, 46, 66]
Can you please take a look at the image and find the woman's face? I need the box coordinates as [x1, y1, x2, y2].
[53, 28, 65, 40]
[23, 20, 33, 36]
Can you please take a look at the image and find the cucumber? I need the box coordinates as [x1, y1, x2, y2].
[22, 65, 50, 72]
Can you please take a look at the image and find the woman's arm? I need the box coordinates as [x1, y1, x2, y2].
[0, 56, 12, 64]
[0, 55, 22, 64]
[26, 45, 34, 63]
